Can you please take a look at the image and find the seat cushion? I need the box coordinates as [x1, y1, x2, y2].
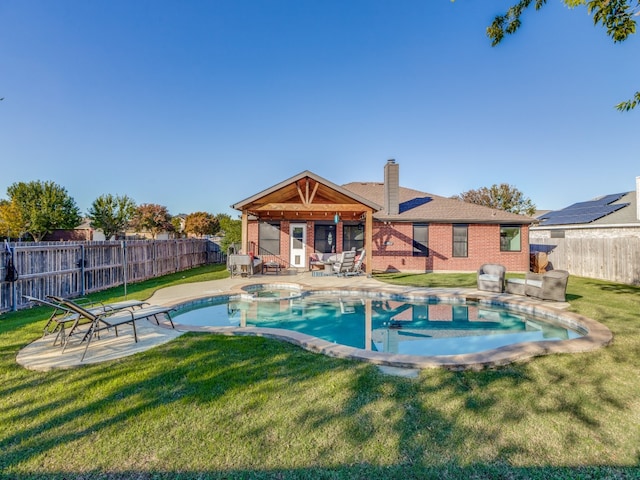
[527, 280, 543, 289]
[479, 274, 499, 282]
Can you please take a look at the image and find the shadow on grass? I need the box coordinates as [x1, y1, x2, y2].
[3, 465, 639, 480]
[1, 331, 638, 477]
[1, 268, 639, 478]
[591, 281, 640, 296]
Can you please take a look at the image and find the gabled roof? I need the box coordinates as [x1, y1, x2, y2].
[537, 191, 636, 227]
[343, 182, 534, 224]
[232, 170, 382, 213]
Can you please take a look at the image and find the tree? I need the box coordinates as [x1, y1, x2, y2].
[452, 183, 536, 216]
[129, 203, 174, 239]
[87, 194, 137, 240]
[217, 213, 241, 253]
[171, 216, 185, 237]
[6, 180, 82, 241]
[0, 199, 25, 240]
[487, 0, 639, 110]
[184, 212, 220, 238]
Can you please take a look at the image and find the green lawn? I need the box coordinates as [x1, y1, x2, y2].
[1, 266, 639, 479]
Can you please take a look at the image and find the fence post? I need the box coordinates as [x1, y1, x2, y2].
[153, 240, 157, 277]
[79, 244, 86, 296]
[10, 246, 17, 312]
[175, 240, 179, 272]
[121, 240, 128, 298]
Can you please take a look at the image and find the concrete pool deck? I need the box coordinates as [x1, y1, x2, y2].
[16, 270, 612, 372]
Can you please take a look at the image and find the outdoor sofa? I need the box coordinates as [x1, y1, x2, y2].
[309, 252, 338, 271]
[310, 249, 364, 276]
[506, 270, 570, 302]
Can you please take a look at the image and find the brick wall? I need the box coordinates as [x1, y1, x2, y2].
[370, 221, 529, 273]
[247, 222, 258, 254]
[247, 220, 530, 273]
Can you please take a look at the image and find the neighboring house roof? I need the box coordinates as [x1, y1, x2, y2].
[342, 182, 534, 224]
[537, 191, 639, 227]
[533, 209, 552, 219]
[76, 218, 93, 230]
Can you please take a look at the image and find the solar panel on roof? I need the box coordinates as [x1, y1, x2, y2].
[593, 193, 627, 205]
[399, 196, 431, 213]
[538, 192, 629, 226]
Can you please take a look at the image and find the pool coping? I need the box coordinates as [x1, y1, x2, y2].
[167, 279, 613, 371]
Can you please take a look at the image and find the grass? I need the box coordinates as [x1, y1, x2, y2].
[1, 265, 639, 479]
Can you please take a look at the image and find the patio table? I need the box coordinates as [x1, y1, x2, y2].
[262, 261, 281, 274]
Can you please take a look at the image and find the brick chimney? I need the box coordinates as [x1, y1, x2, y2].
[384, 159, 400, 216]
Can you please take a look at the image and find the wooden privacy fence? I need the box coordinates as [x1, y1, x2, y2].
[0, 239, 224, 313]
[530, 236, 640, 286]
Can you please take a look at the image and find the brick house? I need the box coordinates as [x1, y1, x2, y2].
[232, 160, 534, 274]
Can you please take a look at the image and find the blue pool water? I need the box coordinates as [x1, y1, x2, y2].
[173, 293, 584, 357]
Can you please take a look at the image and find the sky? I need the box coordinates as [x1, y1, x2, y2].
[1, 0, 638, 218]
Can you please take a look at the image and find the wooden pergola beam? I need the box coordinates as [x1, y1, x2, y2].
[253, 203, 364, 213]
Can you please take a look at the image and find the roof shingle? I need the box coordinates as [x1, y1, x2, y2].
[343, 182, 534, 224]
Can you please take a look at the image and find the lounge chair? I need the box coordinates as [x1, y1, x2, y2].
[23, 295, 83, 347]
[345, 249, 365, 276]
[87, 299, 149, 312]
[332, 250, 357, 276]
[50, 296, 176, 361]
[24, 295, 149, 347]
[477, 264, 506, 293]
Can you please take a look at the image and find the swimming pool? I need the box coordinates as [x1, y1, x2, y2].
[172, 288, 590, 362]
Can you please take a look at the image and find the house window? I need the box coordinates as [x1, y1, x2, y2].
[343, 224, 364, 253]
[258, 222, 280, 255]
[550, 230, 565, 239]
[413, 223, 429, 256]
[452, 224, 468, 257]
[314, 224, 336, 253]
[500, 225, 521, 252]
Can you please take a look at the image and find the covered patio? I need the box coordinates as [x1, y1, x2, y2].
[232, 171, 381, 275]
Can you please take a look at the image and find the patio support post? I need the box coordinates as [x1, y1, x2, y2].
[241, 210, 249, 254]
[365, 209, 373, 275]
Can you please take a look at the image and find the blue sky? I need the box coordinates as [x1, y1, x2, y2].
[1, 0, 638, 217]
